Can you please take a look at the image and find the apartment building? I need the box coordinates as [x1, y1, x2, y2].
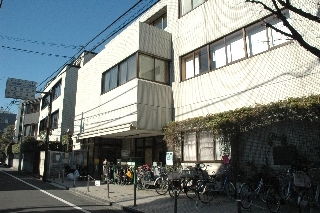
[38, 51, 96, 152]
[70, 0, 320, 176]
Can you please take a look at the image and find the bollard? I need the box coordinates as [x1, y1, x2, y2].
[62, 170, 64, 183]
[73, 172, 76, 187]
[133, 166, 137, 206]
[107, 180, 110, 198]
[236, 199, 242, 213]
[87, 175, 90, 192]
[174, 190, 177, 213]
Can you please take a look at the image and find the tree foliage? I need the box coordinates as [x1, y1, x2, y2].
[1, 125, 15, 144]
[246, 0, 320, 57]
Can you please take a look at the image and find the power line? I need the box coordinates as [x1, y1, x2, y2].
[37, 0, 159, 91]
[1, 45, 72, 58]
[0, 34, 83, 50]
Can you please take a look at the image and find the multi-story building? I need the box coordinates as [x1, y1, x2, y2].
[38, 51, 97, 152]
[71, 0, 320, 177]
[15, 98, 41, 143]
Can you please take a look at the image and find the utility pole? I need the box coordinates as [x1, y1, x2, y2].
[40, 90, 52, 182]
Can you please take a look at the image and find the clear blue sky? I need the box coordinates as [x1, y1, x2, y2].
[0, 0, 157, 114]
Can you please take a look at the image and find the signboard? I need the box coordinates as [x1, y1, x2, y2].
[5, 78, 37, 100]
[166, 152, 173, 165]
[95, 180, 100, 186]
[121, 150, 129, 157]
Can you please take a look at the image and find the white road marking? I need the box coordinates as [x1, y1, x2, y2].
[1, 170, 91, 213]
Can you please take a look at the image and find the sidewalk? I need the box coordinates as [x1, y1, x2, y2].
[47, 177, 271, 213]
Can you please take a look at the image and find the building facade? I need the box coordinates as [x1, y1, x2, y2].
[72, 0, 320, 176]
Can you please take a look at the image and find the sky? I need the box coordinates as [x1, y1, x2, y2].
[0, 0, 158, 114]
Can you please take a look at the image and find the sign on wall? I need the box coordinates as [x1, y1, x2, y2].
[5, 78, 37, 100]
[166, 152, 173, 165]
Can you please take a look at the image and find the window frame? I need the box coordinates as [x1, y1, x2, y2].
[181, 10, 291, 81]
[182, 131, 223, 163]
[101, 52, 169, 95]
[52, 79, 62, 100]
[179, 0, 207, 17]
[51, 110, 59, 130]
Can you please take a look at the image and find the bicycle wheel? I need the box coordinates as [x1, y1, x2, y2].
[239, 183, 253, 209]
[258, 185, 268, 202]
[155, 177, 168, 195]
[224, 181, 237, 199]
[198, 182, 215, 204]
[266, 186, 281, 213]
[299, 190, 312, 213]
[168, 180, 181, 198]
[185, 179, 197, 199]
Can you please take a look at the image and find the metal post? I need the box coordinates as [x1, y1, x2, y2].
[62, 170, 64, 183]
[18, 103, 25, 173]
[134, 166, 137, 206]
[73, 172, 76, 187]
[174, 190, 177, 213]
[237, 199, 242, 213]
[87, 175, 90, 192]
[107, 179, 110, 198]
[42, 90, 52, 182]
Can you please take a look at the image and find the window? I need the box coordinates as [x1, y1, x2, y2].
[139, 55, 155, 81]
[180, 0, 206, 17]
[139, 54, 169, 84]
[118, 54, 137, 86]
[183, 132, 197, 161]
[181, 46, 208, 80]
[102, 66, 118, 93]
[51, 110, 59, 130]
[183, 131, 226, 162]
[226, 31, 245, 63]
[41, 94, 50, 109]
[52, 80, 62, 100]
[181, 10, 291, 81]
[39, 117, 48, 132]
[266, 11, 291, 47]
[152, 14, 167, 30]
[101, 53, 169, 95]
[210, 39, 226, 69]
[246, 23, 268, 56]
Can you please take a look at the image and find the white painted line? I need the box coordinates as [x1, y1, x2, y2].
[1, 171, 91, 213]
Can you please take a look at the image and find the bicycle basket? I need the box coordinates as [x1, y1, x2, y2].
[293, 171, 311, 187]
[180, 169, 195, 178]
[308, 168, 320, 184]
[167, 172, 180, 180]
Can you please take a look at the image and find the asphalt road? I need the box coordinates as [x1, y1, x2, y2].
[0, 167, 129, 213]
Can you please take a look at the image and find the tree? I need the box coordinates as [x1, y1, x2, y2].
[246, 0, 320, 57]
[1, 125, 15, 144]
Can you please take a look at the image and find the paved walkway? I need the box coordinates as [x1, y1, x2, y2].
[47, 176, 273, 213]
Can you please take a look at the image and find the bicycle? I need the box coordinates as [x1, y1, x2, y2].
[266, 168, 320, 213]
[299, 168, 320, 212]
[239, 173, 272, 209]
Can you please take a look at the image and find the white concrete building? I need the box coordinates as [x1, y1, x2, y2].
[68, 0, 320, 176]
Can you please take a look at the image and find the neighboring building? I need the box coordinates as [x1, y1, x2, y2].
[38, 51, 96, 152]
[72, 0, 320, 177]
[0, 108, 16, 138]
[15, 98, 41, 143]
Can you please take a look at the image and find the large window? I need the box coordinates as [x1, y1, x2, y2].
[183, 131, 224, 162]
[181, 11, 291, 81]
[102, 53, 169, 95]
[180, 0, 206, 17]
